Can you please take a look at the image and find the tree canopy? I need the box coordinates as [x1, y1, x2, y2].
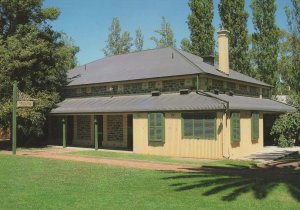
[103, 17, 133, 56]
[251, 0, 280, 91]
[150, 16, 176, 48]
[218, 0, 250, 75]
[183, 0, 215, 56]
[0, 0, 78, 140]
[282, 0, 300, 108]
[135, 27, 144, 51]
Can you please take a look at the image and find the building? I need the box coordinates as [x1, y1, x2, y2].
[49, 30, 296, 159]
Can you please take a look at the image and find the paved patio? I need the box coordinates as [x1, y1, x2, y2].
[237, 146, 300, 163]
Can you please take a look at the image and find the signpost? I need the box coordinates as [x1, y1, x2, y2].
[12, 83, 17, 155]
[94, 119, 98, 150]
[17, 100, 34, 108]
[12, 82, 35, 155]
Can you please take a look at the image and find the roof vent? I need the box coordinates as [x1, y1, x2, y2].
[226, 90, 234, 96]
[179, 89, 190, 95]
[202, 55, 215, 66]
[212, 89, 219, 95]
[151, 91, 161, 96]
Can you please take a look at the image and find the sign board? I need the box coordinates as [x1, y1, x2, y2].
[17, 100, 34, 108]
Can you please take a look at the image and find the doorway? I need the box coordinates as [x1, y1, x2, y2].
[127, 114, 133, 150]
[66, 116, 74, 146]
[263, 114, 279, 146]
[95, 115, 104, 147]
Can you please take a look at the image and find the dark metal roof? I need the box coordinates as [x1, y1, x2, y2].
[51, 93, 226, 114]
[210, 93, 296, 112]
[50, 92, 296, 114]
[68, 47, 271, 87]
[68, 47, 200, 86]
[176, 49, 271, 86]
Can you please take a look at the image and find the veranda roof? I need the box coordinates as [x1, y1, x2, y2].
[50, 92, 296, 114]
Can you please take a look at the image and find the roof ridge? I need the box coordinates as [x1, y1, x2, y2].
[76, 47, 173, 68]
[171, 47, 205, 74]
[197, 91, 229, 110]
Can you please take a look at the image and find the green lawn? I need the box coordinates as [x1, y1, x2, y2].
[68, 150, 255, 167]
[0, 154, 299, 210]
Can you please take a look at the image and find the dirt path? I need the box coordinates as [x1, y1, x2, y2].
[1, 148, 298, 172]
[0, 149, 203, 172]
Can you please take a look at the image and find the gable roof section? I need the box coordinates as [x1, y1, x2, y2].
[68, 47, 271, 87]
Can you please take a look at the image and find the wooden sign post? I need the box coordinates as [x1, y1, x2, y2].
[12, 82, 35, 155]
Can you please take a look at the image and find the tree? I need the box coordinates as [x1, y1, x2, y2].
[282, 0, 300, 108]
[218, 0, 250, 75]
[250, 0, 280, 91]
[180, 38, 192, 52]
[150, 16, 176, 48]
[0, 0, 60, 37]
[271, 113, 300, 147]
[0, 0, 78, 141]
[184, 0, 214, 56]
[134, 27, 144, 51]
[120, 31, 133, 54]
[103, 17, 133, 56]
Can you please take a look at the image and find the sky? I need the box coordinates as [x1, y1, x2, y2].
[43, 0, 292, 65]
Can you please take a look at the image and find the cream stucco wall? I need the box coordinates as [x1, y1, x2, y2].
[224, 111, 264, 158]
[132, 111, 264, 159]
[133, 112, 224, 159]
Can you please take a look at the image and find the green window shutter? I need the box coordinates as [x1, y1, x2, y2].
[204, 113, 216, 140]
[148, 113, 165, 142]
[182, 112, 216, 140]
[251, 112, 259, 140]
[193, 114, 203, 138]
[182, 113, 194, 138]
[231, 112, 240, 142]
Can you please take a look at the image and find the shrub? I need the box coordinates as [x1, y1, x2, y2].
[270, 113, 300, 147]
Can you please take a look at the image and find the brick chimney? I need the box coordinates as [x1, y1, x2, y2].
[217, 30, 230, 75]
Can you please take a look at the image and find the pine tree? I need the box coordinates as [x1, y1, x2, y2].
[218, 0, 250, 74]
[150, 16, 176, 48]
[103, 17, 133, 56]
[251, 0, 280, 90]
[135, 27, 144, 51]
[186, 0, 215, 56]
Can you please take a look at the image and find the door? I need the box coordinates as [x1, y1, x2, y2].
[67, 116, 74, 146]
[127, 114, 133, 150]
[95, 115, 104, 147]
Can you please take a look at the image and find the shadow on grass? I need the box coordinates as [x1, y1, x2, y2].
[164, 153, 300, 202]
[0, 139, 48, 151]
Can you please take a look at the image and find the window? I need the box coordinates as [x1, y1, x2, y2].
[251, 112, 259, 140]
[182, 113, 216, 140]
[148, 113, 165, 142]
[231, 112, 240, 142]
